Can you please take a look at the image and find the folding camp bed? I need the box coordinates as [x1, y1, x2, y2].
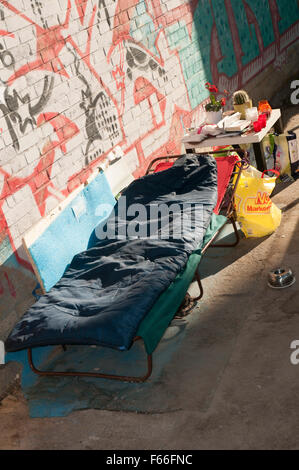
[6, 152, 247, 383]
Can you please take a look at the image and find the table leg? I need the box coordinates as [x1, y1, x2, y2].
[274, 116, 284, 134]
[253, 142, 267, 172]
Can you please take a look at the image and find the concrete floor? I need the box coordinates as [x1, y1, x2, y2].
[1, 105, 299, 450]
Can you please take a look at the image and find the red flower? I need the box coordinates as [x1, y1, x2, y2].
[221, 97, 226, 106]
[208, 85, 218, 93]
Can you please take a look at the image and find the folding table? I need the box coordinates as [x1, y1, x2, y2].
[182, 109, 283, 172]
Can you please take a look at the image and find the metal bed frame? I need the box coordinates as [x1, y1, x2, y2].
[27, 149, 248, 383]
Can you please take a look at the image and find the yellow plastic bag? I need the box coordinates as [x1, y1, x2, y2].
[235, 166, 282, 238]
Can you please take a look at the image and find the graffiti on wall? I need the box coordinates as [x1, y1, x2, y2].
[0, 0, 298, 315]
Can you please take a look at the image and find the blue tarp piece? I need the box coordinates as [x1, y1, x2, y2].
[28, 171, 116, 292]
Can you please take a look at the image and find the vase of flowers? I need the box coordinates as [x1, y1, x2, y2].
[205, 83, 227, 125]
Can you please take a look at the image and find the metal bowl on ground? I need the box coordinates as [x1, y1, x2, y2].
[268, 268, 296, 289]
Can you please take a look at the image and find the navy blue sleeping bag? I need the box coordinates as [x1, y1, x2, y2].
[5, 154, 218, 352]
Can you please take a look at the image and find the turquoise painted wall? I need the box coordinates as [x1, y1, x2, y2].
[165, 0, 299, 109]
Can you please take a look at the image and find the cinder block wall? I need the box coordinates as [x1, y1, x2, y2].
[0, 0, 299, 350]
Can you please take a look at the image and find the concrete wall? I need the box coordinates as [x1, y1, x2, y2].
[0, 0, 299, 348]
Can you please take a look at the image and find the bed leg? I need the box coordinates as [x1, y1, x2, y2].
[27, 342, 153, 384]
[211, 216, 240, 248]
[190, 271, 203, 301]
